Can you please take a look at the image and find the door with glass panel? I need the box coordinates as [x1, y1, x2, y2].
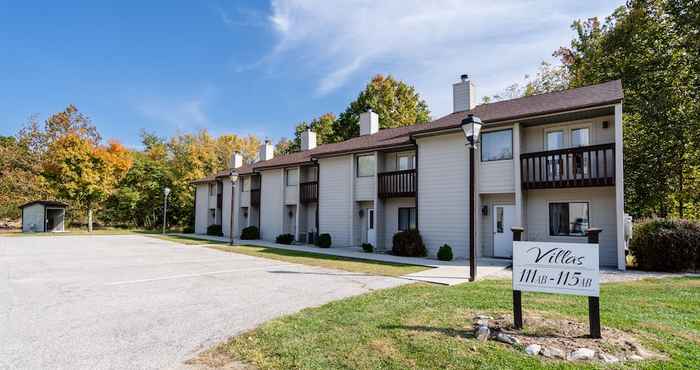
[493, 205, 515, 258]
[571, 128, 590, 178]
[546, 131, 564, 181]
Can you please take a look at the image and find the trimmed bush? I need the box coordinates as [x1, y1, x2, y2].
[182, 224, 195, 234]
[276, 233, 295, 245]
[629, 219, 700, 272]
[316, 233, 332, 248]
[362, 243, 373, 253]
[206, 224, 223, 237]
[392, 230, 426, 257]
[437, 244, 453, 261]
[240, 226, 260, 240]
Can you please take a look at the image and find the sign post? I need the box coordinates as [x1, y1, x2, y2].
[511, 227, 602, 338]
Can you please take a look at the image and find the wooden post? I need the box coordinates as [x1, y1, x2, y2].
[587, 227, 602, 339]
[511, 226, 524, 329]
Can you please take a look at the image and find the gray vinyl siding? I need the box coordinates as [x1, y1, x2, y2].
[354, 176, 374, 201]
[284, 186, 298, 205]
[479, 160, 514, 193]
[22, 204, 44, 232]
[416, 132, 470, 258]
[194, 184, 209, 234]
[524, 187, 618, 266]
[260, 169, 284, 241]
[319, 156, 352, 247]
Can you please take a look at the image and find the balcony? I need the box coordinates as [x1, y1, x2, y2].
[300, 181, 318, 203]
[250, 188, 261, 206]
[520, 143, 615, 190]
[378, 169, 416, 198]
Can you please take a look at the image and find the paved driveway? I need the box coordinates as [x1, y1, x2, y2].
[0, 235, 406, 370]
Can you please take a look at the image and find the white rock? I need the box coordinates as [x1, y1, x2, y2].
[525, 344, 542, 356]
[541, 347, 565, 359]
[475, 325, 490, 341]
[474, 314, 493, 320]
[599, 353, 620, 364]
[568, 348, 596, 361]
[494, 332, 515, 345]
[628, 354, 644, 361]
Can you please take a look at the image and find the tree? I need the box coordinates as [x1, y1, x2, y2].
[555, 0, 699, 218]
[332, 75, 431, 142]
[279, 113, 337, 154]
[483, 62, 571, 103]
[43, 134, 132, 231]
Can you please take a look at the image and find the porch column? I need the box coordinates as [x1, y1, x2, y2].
[614, 103, 626, 270]
[513, 122, 524, 228]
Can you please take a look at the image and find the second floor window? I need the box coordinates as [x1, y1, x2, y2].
[397, 153, 416, 170]
[357, 154, 375, 177]
[285, 168, 299, 186]
[243, 177, 251, 192]
[208, 183, 215, 196]
[481, 129, 513, 161]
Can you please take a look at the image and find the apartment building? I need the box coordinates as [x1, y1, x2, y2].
[192, 77, 626, 269]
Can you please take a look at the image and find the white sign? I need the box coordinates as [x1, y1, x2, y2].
[513, 241, 600, 297]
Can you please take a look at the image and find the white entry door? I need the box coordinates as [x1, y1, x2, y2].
[493, 204, 515, 258]
[366, 208, 376, 246]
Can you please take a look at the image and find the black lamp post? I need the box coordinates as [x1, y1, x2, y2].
[460, 114, 482, 282]
[229, 170, 238, 246]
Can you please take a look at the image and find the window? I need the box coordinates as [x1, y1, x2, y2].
[208, 183, 214, 196]
[496, 207, 504, 233]
[243, 177, 251, 192]
[571, 128, 590, 147]
[357, 155, 375, 177]
[285, 168, 298, 186]
[546, 130, 565, 150]
[398, 207, 417, 231]
[481, 129, 513, 161]
[397, 153, 415, 170]
[549, 202, 589, 236]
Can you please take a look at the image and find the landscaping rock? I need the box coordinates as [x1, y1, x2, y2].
[525, 344, 541, 356]
[474, 314, 493, 320]
[493, 332, 516, 345]
[475, 325, 490, 341]
[568, 348, 596, 361]
[541, 347, 565, 359]
[599, 353, 620, 364]
[628, 354, 644, 361]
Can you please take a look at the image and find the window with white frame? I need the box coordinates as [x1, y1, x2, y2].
[397, 153, 416, 170]
[357, 155, 375, 177]
[285, 168, 299, 186]
[398, 207, 417, 231]
[549, 202, 589, 236]
[480, 129, 513, 161]
[243, 176, 251, 192]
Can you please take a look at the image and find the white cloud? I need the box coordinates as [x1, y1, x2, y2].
[266, 0, 620, 116]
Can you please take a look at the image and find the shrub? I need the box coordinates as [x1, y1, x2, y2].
[276, 233, 295, 245]
[316, 233, 332, 248]
[437, 244, 453, 261]
[182, 224, 195, 234]
[629, 219, 700, 272]
[206, 224, 223, 237]
[240, 226, 260, 240]
[392, 230, 426, 257]
[362, 243, 373, 253]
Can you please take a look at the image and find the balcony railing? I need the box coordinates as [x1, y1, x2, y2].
[378, 169, 416, 198]
[520, 143, 615, 190]
[250, 188, 261, 206]
[300, 181, 318, 203]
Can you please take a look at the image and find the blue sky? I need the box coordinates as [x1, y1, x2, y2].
[0, 1, 622, 147]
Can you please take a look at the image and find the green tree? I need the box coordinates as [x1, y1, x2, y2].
[555, 0, 699, 218]
[483, 62, 570, 103]
[332, 75, 431, 142]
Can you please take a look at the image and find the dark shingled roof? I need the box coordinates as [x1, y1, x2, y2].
[19, 200, 69, 209]
[192, 80, 622, 183]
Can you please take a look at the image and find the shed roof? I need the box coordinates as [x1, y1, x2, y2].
[19, 200, 69, 209]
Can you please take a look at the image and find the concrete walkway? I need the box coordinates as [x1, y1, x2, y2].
[170, 233, 512, 285]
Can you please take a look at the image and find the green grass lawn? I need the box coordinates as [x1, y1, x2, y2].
[210, 277, 699, 369]
[153, 234, 429, 277]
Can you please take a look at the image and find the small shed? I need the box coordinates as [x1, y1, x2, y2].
[19, 200, 68, 232]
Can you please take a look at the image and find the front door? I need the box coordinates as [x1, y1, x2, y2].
[493, 204, 515, 258]
[366, 208, 376, 246]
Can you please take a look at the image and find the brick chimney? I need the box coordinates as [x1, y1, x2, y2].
[359, 109, 379, 136]
[453, 74, 476, 112]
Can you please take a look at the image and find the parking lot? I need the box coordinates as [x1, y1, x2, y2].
[0, 234, 406, 369]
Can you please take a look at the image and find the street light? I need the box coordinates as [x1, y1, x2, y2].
[460, 114, 482, 282]
[229, 170, 239, 246]
[162, 187, 171, 234]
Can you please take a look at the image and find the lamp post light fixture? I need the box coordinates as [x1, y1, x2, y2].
[162, 187, 171, 234]
[229, 171, 239, 246]
[460, 114, 482, 282]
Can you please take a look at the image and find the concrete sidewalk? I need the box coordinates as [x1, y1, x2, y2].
[169, 233, 512, 285]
